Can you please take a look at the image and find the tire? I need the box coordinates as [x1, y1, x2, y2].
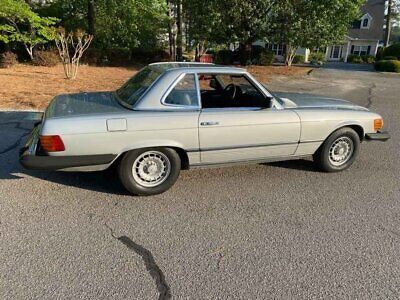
[313, 127, 360, 172]
[118, 148, 181, 196]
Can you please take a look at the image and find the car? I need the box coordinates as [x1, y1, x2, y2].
[20, 62, 390, 195]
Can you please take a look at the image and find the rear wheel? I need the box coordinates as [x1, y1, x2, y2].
[313, 127, 360, 172]
[118, 148, 181, 196]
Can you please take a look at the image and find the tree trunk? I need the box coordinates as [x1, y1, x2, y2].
[166, 0, 176, 61]
[285, 45, 297, 67]
[87, 0, 95, 35]
[239, 42, 252, 66]
[176, 0, 183, 61]
[384, 0, 393, 47]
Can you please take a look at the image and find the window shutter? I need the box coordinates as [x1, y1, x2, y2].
[351, 45, 355, 54]
[367, 46, 371, 55]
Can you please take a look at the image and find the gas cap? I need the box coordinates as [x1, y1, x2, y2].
[106, 118, 127, 132]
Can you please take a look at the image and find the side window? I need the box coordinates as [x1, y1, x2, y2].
[198, 73, 270, 109]
[164, 74, 198, 107]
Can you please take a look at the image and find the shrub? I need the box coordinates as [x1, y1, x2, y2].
[383, 56, 398, 61]
[374, 60, 400, 72]
[106, 48, 131, 66]
[347, 54, 364, 63]
[361, 55, 375, 64]
[215, 49, 234, 65]
[258, 49, 275, 66]
[33, 51, 59, 67]
[383, 42, 400, 60]
[309, 52, 325, 64]
[376, 46, 384, 61]
[82, 48, 104, 65]
[130, 48, 170, 63]
[0, 51, 18, 68]
[293, 54, 305, 64]
[251, 45, 264, 63]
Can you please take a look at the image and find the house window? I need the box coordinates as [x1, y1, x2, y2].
[267, 44, 285, 56]
[352, 45, 370, 56]
[362, 18, 369, 28]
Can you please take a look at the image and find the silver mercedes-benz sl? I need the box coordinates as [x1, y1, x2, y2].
[20, 62, 390, 195]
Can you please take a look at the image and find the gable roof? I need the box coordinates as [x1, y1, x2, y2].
[348, 0, 385, 40]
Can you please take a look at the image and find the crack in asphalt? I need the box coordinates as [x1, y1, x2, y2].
[104, 222, 172, 300]
[366, 83, 376, 108]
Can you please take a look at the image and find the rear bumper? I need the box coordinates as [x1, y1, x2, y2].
[19, 123, 116, 170]
[365, 131, 390, 142]
[20, 153, 117, 170]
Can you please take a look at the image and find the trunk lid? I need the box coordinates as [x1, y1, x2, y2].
[44, 92, 127, 119]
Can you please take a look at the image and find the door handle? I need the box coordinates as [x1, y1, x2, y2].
[200, 121, 219, 126]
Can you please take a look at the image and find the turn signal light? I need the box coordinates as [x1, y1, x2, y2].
[39, 135, 65, 152]
[374, 119, 383, 131]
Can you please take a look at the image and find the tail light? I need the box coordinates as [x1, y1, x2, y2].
[374, 119, 383, 131]
[39, 135, 65, 152]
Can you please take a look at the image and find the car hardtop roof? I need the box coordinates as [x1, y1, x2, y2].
[148, 62, 246, 73]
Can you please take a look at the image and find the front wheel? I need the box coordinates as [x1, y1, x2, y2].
[118, 148, 181, 196]
[313, 127, 360, 172]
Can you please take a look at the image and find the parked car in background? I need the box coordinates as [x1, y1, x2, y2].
[20, 62, 390, 195]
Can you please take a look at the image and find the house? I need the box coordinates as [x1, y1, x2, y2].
[252, 0, 386, 63]
[326, 0, 386, 62]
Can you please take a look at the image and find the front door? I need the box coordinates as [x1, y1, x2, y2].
[197, 73, 301, 165]
[329, 45, 343, 60]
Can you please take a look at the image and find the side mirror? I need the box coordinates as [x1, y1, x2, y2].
[209, 78, 218, 89]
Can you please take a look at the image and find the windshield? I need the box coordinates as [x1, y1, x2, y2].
[115, 67, 161, 106]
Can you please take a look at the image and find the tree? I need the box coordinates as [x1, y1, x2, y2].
[0, 0, 57, 60]
[267, 0, 364, 66]
[184, 0, 223, 61]
[55, 28, 93, 79]
[385, 0, 400, 46]
[38, 0, 168, 51]
[218, 0, 276, 64]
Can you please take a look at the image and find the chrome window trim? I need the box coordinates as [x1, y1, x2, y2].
[160, 72, 201, 110]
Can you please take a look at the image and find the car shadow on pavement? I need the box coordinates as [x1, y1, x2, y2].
[265, 159, 318, 172]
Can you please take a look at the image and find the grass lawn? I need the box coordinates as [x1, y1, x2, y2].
[0, 63, 311, 111]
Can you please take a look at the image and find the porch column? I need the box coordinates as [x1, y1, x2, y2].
[343, 40, 351, 63]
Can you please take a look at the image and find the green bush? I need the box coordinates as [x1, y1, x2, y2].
[383, 56, 398, 61]
[258, 49, 275, 66]
[383, 42, 400, 60]
[347, 54, 363, 63]
[130, 48, 170, 63]
[33, 51, 59, 67]
[82, 48, 104, 65]
[293, 54, 305, 64]
[106, 48, 131, 66]
[376, 46, 384, 61]
[309, 52, 325, 64]
[251, 45, 264, 63]
[215, 50, 234, 65]
[374, 60, 400, 72]
[361, 55, 375, 64]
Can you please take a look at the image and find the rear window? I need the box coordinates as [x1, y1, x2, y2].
[116, 67, 161, 106]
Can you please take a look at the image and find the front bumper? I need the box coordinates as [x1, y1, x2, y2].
[365, 131, 391, 142]
[19, 124, 116, 170]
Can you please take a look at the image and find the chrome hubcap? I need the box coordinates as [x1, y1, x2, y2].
[132, 151, 170, 187]
[328, 137, 353, 166]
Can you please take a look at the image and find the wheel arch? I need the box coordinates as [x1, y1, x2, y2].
[111, 145, 190, 170]
[314, 124, 364, 155]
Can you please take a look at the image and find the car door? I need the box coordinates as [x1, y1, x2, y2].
[197, 73, 301, 164]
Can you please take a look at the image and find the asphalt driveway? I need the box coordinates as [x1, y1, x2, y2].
[1, 67, 399, 299]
